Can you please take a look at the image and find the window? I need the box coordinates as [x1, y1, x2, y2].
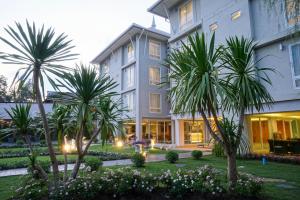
[149, 93, 161, 113]
[209, 22, 218, 32]
[231, 10, 241, 21]
[149, 40, 161, 59]
[290, 44, 300, 88]
[123, 92, 135, 112]
[179, 0, 193, 30]
[122, 65, 135, 89]
[100, 62, 109, 77]
[127, 43, 134, 62]
[149, 67, 160, 85]
[285, 0, 300, 25]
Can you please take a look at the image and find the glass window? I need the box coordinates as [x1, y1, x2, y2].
[149, 67, 160, 85]
[123, 92, 135, 112]
[184, 121, 204, 144]
[149, 40, 161, 59]
[285, 0, 300, 25]
[122, 65, 135, 89]
[209, 22, 218, 32]
[231, 10, 241, 21]
[149, 93, 161, 113]
[291, 44, 300, 88]
[179, 0, 193, 30]
[142, 120, 172, 144]
[127, 43, 134, 62]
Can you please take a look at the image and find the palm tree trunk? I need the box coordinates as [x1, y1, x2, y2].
[71, 155, 83, 179]
[63, 151, 68, 182]
[33, 70, 59, 180]
[227, 150, 238, 189]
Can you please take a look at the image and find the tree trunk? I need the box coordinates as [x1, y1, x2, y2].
[33, 70, 59, 180]
[63, 152, 68, 182]
[227, 150, 238, 189]
[71, 155, 83, 179]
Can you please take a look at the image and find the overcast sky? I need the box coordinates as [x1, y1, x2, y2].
[0, 0, 169, 90]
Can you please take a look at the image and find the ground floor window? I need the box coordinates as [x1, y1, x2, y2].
[142, 120, 171, 144]
[123, 120, 136, 141]
[184, 121, 205, 144]
[249, 111, 300, 153]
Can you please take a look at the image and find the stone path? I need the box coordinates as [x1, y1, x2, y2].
[0, 152, 211, 178]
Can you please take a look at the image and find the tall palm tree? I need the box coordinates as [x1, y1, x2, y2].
[57, 64, 123, 179]
[167, 33, 274, 187]
[220, 36, 274, 185]
[0, 21, 77, 180]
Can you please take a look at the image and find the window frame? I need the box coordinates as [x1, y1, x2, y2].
[149, 39, 161, 60]
[179, 0, 193, 30]
[289, 43, 300, 89]
[101, 62, 109, 77]
[149, 93, 162, 113]
[122, 65, 135, 89]
[149, 66, 161, 85]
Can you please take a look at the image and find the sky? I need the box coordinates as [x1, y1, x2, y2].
[0, 0, 169, 91]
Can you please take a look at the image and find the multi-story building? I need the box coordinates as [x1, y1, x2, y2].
[148, 0, 300, 152]
[91, 23, 173, 145]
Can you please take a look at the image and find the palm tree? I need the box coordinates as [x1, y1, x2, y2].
[57, 64, 123, 179]
[1, 104, 48, 180]
[220, 36, 274, 185]
[0, 21, 77, 180]
[2, 104, 34, 151]
[167, 33, 274, 187]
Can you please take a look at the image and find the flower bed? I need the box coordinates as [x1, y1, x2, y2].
[11, 165, 263, 200]
[240, 153, 300, 165]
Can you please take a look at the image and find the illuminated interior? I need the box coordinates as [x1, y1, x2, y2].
[248, 111, 300, 153]
[184, 121, 205, 144]
[142, 119, 171, 144]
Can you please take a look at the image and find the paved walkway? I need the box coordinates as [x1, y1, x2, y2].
[0, 152, 211, 178]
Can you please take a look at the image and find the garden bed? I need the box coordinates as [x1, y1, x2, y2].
[12, 166, 263, 200]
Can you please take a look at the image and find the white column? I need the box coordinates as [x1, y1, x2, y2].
[175, 119, 181, 146]
[135, 35, 141, 140]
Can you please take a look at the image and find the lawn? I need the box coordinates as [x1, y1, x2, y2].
[0, 156, 299, 200]
[89, 144, 188, 154]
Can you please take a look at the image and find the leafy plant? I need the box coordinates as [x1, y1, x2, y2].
[0, 21, 78, 181]
[131, 153, 145, 167]
[212, 143, 225, 157]
[165, 151, 179, 163]
[191, 150, 203, 160]
[84, 157, 103, 172]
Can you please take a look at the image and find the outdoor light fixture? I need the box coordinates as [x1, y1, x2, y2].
[116, 141, 124, 147]
[150, 139, 155, 149]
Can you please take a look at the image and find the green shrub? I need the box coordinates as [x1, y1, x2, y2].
[85, 157, 103, 171]
[131, 153, 145, 167]
[166, 151, 179, 163]
[16, 139, 25, 146]
[40, 139, 46, 145]
[191, 150, 203, 160]
[212, 143, 225, 157]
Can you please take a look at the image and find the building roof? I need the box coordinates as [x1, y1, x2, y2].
[91, 23, 170, 64]
[147, 0, 182, 18]
[0, 103, 53, 119]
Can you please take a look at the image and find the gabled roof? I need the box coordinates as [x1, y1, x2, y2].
[91, 23, 170, 64]
[147, 0, 182, 18]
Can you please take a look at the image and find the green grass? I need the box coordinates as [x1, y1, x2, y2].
[1, 156, 299, 200]
[0, 155, 96, 170]
[89, 144, 188, 154]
